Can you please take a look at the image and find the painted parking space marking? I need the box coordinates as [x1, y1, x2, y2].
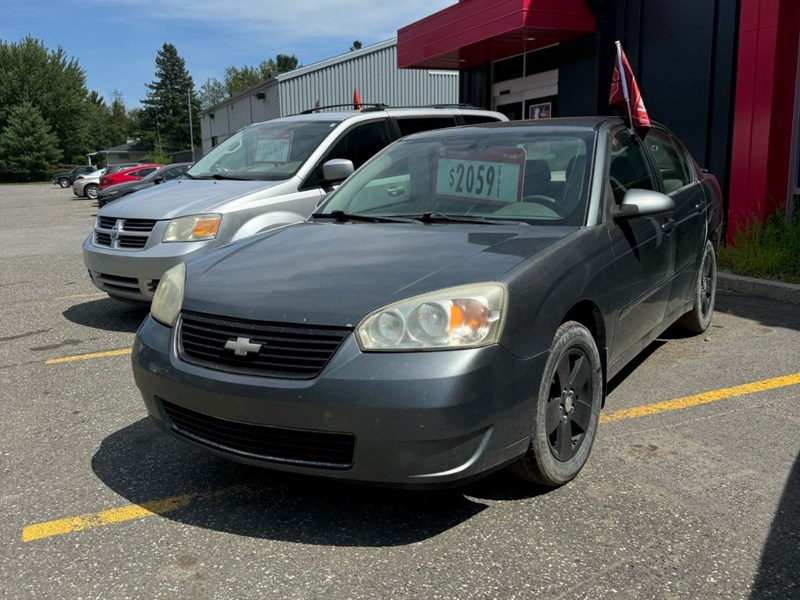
[21, 485, 256, 542]
[45, 347, 132, 365]
[21, 371, 800, 542]
[600, 372, 800, 424]
[53, 292, 108, 301]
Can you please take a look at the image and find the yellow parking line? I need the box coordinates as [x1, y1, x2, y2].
[21, 372, 800, 542]
[22, 485, 255, 542]
[45, 348, 132, 365]
[601, 372, 800, 423]
[54, 292, 107, 300]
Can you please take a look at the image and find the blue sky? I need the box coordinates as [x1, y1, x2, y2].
[1, 0, 453, 108]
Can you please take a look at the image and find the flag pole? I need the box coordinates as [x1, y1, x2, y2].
[615, 41, 636, 133]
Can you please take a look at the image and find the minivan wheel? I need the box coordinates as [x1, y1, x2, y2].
[509, 321, 603, 487]
[676, 240, 717, 334]
[58, 178, 71, 188]
[86, 184, 99, 200]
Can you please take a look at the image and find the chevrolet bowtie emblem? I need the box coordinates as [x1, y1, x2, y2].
[224, 336, 263, 356]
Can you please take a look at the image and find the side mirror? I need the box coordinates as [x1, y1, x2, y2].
[613, 189, 675, 219]
[322, 159, 355, 184]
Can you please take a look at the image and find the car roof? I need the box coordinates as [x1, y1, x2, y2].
[259, 106, 507, 126]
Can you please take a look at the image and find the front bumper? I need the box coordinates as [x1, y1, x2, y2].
[82, 234, 216, 302]
[132, 315, 546, 487]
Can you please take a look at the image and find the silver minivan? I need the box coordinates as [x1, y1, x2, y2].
[83, 107, 507, 302]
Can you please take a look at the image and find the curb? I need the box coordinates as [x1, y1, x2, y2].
[717, 272, 800, 305]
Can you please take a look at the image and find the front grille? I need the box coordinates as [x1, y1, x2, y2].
[94, 272, 140, 292]
[178, 311, 350, 379]
[93, 217, 157, 250]
[160, 398, 355, 468]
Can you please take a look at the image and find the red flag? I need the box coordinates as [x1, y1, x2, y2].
[609, 41, 650, 134]
[353, 88, 362, 111]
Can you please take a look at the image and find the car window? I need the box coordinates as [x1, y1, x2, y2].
[609, 130, 656, 203]
[324, 121, 392, 169]
[165, 166, 187, 180]
[645, 129, 691, 193]
[135, 168, 157, 178]
[462, 115, 505, 125]
[187, 120, 340, 181]
[396, 117, 458, 137]
[322, 130, 595, 226]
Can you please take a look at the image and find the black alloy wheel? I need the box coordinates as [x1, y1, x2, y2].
[677, 239, 717, 333]
[509, 321, 603, 487]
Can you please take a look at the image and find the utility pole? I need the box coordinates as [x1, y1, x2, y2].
[188, 89, 196, 162]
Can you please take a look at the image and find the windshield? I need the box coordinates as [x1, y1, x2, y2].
[187, 120, 340, 181]
[320, 130, 594, 226]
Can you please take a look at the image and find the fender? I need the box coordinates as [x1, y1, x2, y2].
[229, 210, 308, 243]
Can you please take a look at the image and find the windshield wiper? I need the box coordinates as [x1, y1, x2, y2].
[182, 172, 196, 179]
[311, 210, 412, 224]
[407, 212, 513, 225]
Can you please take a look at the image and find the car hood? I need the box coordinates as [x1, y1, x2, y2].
[183, 221, 578, 327]
[96, 179, 282, 220]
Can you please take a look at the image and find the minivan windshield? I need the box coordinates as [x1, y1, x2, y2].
[320, 130, 594, 227]
[187, 120, 339, 181]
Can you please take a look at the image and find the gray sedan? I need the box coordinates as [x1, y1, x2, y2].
[132, 117, 723, 488]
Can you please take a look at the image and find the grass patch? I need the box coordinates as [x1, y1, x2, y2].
[718, 214, 800, 284]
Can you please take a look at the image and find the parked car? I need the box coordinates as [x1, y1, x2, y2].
[99, 164, 161, 190]
[97, 163, 192, 208]
[53, 165, 96, 188]
[72, 169, 107, 199]
[132, 117, 723, 487]
[104, 163, 145, 176]
[83, 106, 507, 302]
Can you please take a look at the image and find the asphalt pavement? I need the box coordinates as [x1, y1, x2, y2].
[1, 184, 798, 599]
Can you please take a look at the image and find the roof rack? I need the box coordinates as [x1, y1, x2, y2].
[362, 103, 477, 111]
[299, 103, 387, 114]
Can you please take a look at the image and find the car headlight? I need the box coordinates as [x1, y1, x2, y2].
[151, 263, 185, 327]
[163, 214, 222, 242]
[356, 283, 508, 351]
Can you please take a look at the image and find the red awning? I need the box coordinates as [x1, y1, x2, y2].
[398, 0, 596, 69]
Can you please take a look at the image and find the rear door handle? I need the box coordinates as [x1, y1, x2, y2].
[661, 218, 675, 234]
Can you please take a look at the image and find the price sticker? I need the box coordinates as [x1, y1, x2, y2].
[434, 147, 525, 203]
[254, 131, 293, 162]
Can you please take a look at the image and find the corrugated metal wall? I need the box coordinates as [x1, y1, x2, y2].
[279, 42, 458, 115]
[200, 40, 458, 154]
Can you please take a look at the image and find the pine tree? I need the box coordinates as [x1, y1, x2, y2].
[0, 102, 62, 181]
[0, 36, 89, 163]
[140, 43, 199, 152]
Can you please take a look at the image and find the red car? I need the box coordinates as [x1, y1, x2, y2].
[100, 164, 162, 190]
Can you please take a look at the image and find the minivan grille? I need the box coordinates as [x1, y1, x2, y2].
[93, 217, 157, 249]
[160, 398, 355, 468]
[178, 311, 350, 379]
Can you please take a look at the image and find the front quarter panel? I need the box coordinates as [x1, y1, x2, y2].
[500, 226, 617, 361]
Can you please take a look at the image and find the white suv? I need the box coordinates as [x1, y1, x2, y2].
[82, 107, 507, 302]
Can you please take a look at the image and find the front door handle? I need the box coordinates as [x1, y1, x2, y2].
[386, 186, 406, 197]
[661, 218, 676, 234]
[695, 201, 706, 213]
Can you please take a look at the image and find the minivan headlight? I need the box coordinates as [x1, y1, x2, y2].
[151, 263, 185, 327]
[163, 214, 222, 242]
[356, 283, 508, 351]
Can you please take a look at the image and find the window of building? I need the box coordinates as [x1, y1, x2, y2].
[211, 136, 218, 147]
[493, 54, 525, 83]
[609, 130, 656, 203]
[525, 45, 559, 77]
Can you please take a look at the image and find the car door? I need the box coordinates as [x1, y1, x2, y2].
[606, 128, 676, 368]
[644, 129, 707, 317]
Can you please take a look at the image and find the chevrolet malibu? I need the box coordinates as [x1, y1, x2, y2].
[132, 117, 722, 488]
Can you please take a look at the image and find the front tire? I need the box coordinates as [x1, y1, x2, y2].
[85, 184, 99, 200]
[58, 178, 71, 188]
[676, 240, 717, 334]
[509, 321, 603, 487]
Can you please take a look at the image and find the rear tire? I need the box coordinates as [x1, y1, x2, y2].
[676, 240, 716, 334]
[509, 321, 603, 487]
[58, 178, 71, 188]
[86, 184, 99, 200]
